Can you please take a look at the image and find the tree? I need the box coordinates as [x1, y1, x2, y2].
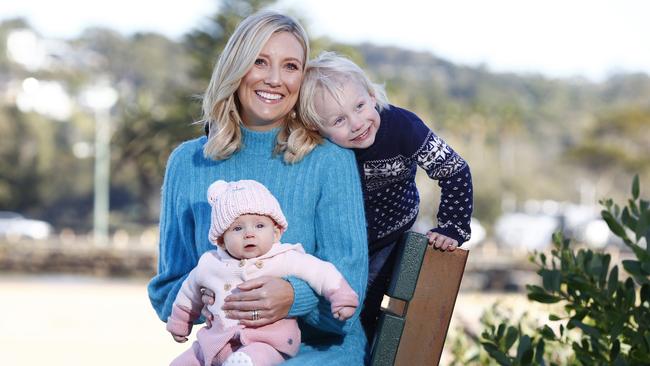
[477, 175, 650, 365]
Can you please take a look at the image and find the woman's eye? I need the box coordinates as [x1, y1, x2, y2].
[254, 58, 266, 66]
[356, 102, 365, 110]
[285, 62, 299, 71]
[333, 117, 344, 126]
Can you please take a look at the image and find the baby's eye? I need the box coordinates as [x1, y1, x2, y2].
[232, 226, 243, 231]
[256, 223, 265, 229]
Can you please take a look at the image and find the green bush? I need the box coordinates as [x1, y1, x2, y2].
[479, 176, 650, 366]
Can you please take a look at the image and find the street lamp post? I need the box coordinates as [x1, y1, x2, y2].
[80, 80, 118, 247]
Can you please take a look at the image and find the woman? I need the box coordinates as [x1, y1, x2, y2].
[147, 10, 368, 365]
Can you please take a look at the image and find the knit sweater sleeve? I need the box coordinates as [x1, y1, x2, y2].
[300, 146, 368, 334]
[408, 118, 474, 244]
[147, 143, 200, 321]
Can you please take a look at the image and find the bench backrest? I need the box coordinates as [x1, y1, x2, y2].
[369, 231, 469, 365]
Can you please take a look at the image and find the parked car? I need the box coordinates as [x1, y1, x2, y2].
[0, 211, 53, 240]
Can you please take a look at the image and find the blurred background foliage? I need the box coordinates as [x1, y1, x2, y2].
[1, 0, 649, 234]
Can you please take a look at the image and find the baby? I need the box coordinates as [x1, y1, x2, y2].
[299, 52, 474, 341]
[166, 179, 359, 366]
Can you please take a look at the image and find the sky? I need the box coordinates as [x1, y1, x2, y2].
[2, 0, 649, 81]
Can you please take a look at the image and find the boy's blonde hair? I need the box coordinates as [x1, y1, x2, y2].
[202, 10, 322, 164]
[299, 51, 390, 130]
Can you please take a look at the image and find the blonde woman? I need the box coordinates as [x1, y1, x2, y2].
[147, 10, 368, 365]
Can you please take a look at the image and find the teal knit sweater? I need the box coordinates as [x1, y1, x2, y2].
[147, 126, 369, 364]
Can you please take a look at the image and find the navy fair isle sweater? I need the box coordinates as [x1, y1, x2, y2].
[353, 105, 473, 253]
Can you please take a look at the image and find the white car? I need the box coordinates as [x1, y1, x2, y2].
[0, 211, 53, 240]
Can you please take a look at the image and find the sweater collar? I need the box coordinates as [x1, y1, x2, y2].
[240, 125, 280, 156]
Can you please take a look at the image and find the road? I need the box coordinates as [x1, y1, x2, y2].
[0, 274, 533, 365]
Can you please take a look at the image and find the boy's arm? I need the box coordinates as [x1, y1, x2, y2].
[415, 130, 473, 244]
[392, 107, 473, 244]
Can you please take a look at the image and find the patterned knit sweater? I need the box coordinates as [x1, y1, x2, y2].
[147, 127, 368, 365]
[354, 105, 473, 252]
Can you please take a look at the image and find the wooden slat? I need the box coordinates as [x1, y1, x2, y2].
[393, 246, 469, 365]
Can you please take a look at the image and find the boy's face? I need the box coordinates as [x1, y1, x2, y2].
[315, 79, 380, 149]
[219, 214, 281, 259]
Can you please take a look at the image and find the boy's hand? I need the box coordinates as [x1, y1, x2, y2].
[426, 231, 458, 251]
[333, 306, 356, 320]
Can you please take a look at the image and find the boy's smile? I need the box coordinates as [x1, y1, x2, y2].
[315, 78, 381, 149]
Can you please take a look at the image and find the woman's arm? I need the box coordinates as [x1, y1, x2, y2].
[147, 145, 199, 321]
[302, 146, 368, 334]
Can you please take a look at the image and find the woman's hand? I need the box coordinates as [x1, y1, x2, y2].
[222, 276, 294, 327]
[426, 231, 458, 251]
[200, 287, 215, 328]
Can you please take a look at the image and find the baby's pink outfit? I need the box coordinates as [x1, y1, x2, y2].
[167, 243, 359, 366]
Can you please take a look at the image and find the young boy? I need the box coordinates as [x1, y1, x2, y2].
[299, 52, 473, 342]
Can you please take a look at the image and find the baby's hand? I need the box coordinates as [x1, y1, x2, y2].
[333, 306, 356, 320]
[171, 333, 188, 343]
[426, 231, 458, 251]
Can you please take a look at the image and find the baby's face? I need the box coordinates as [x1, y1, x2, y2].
[315, 79, 380, 149]
[221, 214, 281, 259]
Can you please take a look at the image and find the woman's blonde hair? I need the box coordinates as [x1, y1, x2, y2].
[299, 51, 389, 130]
[202, 10, 321, 163]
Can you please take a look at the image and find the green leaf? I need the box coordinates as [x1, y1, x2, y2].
[623, 260, 643, 276]
[641, 283, 650, 304]
[516, 335, 534, 364]
[622, 207, 636, 232]
[549, 314, 561, 321]
[632, 174, 640, 200]
[482, 342, 512, 366]
[541, 325, 556, 340]
[607, 266, 619, 297]
[568, 319, 601, 338]
[636, 209, 650, 244]
[599, 254, 611, 287]
[610, 339, 621, 361]
[504, 326, 518, 350]
[629, 199, 640, 218]
[534, 339, 546, 366]
[527, 285, 562, 304]
[602, 210, 627, 239]
[497, 323, 506, 340]
[541, 269, 561, 292]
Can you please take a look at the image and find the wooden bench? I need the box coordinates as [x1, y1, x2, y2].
[369, 231, 469, 366]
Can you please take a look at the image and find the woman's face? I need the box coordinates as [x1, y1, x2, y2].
[237, 31, 305, 131]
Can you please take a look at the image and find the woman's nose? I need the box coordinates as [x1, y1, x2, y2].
[264, 66, 281, 87]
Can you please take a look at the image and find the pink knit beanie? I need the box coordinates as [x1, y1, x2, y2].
[207, 179, 288, 245]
